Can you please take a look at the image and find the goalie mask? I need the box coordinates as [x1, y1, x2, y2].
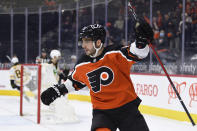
[79, 24, 106, 57]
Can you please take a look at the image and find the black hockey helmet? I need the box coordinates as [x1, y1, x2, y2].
[79, 24, 106, 43]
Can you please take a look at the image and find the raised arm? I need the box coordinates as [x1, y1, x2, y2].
[129, 19, 154, 59]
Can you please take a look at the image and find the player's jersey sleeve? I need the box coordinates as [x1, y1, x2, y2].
[68, 75, 86, 90]
[61, 56, 88, 92]
[129, 41, 149, 59]
[62, 75, 86, 93]
[9, 67, 16, 80]
[121, 41, 149, 62]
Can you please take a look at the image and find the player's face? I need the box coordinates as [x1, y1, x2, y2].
[52, 56, 60, 64]
[81, 38, 96, 56]
[41, 52, 47, 58]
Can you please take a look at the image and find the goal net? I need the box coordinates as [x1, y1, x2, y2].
[19, 64, 78, 124]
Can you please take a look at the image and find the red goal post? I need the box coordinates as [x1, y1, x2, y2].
[19, 63, 79, 124]
[20, 64, 41, 124]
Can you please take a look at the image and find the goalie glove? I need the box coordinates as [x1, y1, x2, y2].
[135, 19, 154, 49]
[41, 84, 68, 105]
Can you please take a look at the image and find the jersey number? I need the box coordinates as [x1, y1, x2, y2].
[15, 70, 21, 78]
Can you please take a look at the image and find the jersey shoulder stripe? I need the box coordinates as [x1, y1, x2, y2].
[75, 44, 140, 65]
[120, 46, 141, 62]
[104, 44, 141, 62]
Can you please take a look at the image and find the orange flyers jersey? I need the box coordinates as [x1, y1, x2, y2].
[69, 44, 144, 110]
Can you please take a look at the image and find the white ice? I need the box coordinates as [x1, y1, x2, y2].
[0, 96, 196, 131]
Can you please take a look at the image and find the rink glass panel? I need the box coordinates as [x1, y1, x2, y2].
[0, 0, 196, 75]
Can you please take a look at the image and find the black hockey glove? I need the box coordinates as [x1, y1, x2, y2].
[14, 85, 20, 91]
[41, 84, 68, 105]
[59, 68, 70, 81]
[135, 19, 154, 48]
[10, 80, 20, 91]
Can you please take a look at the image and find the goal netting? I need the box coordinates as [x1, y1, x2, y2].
[19, 64, 78, 124]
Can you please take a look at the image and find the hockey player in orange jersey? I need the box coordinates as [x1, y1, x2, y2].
[41, 19, 154, 131]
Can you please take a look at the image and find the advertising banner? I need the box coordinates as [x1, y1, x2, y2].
[0, 70, 11, 90]
[131, 73, 197, 114]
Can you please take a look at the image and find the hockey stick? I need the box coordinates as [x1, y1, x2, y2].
[128, 0, 196, 126]
[6, 55, 12, 62]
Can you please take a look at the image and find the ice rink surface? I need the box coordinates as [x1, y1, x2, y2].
[0, 96, 196, 131]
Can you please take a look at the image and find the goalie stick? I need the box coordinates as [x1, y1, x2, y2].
[128, 0, 196, 126]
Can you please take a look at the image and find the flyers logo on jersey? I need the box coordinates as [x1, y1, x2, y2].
[87, 66, 114, 93]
